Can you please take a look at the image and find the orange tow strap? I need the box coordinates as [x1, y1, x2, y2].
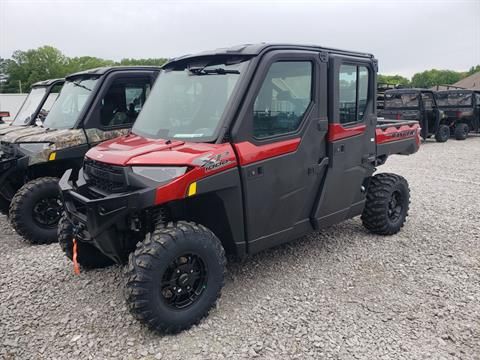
[72, 238, 80, 275]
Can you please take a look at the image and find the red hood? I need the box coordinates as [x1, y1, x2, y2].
[86, 134, 234, 167]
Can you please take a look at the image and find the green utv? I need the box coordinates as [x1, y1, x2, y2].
[0, 66, 159, 244]
[435, 90, 480, 140]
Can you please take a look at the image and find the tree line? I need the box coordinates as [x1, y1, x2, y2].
[0, 45, 479, 93]
[0, 46, 168, 93]
[379, 65, 480, 89]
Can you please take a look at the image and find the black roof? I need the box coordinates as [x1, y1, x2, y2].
[167, 43, 375, 66]
[385, 88, 433, 94]
[31, 78, 65, 87]
[66, 66, 161, 80]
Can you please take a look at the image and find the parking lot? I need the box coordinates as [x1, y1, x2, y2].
[1, 137, 479, 360]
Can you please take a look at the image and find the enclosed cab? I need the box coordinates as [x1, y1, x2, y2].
[435, 89, 480, 140]
[0, 66, 159, 243]
[376, 82, 399, 117]
[382, 88, 452, 142]
[59, 44, 420, 334]
[0, 78, 64, 135]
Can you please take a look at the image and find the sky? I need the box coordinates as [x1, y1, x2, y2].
[1, 0, 479, 78]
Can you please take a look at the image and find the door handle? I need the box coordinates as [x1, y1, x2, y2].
[308, 158, 329, 176]
[247, 166, 263, 178]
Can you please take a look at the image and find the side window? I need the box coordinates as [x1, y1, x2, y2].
[339, 64, 370, 124]
[422, 93, 434, 110]
[253, 61, 312, 139]
[100, 78, 151, 128]
[476, 93, 480, 106]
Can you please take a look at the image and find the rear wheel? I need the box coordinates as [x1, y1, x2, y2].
[434, 124, 450, 143]
[9, 177, 63, 244]
[454, 123, 469, 140]
[58, 214, 114, 268]
[361, 173, 410, 235]
[125, 221, 226, 333]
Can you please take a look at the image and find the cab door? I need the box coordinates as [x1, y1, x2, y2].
[232, 50, 328, 253]
[311, 55, 376, 228]
[83, 71, 158, 146]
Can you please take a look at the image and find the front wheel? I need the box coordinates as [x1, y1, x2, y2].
[125, 221, 226, 334]
[434, 124, 450, 143]
[58, 214, 114, 269]
[361, 173, 410, 235]
[9, 177, 63, 244]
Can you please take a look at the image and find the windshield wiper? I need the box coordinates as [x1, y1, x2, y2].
[72, 81, 92, 91]
[188, 68, 239, 76]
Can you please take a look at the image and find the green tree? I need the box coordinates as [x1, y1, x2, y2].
[378, 74, 410, 86]
[467, 65, 480, 76]
[410, 69, 464, 88]
[3, 46, 68, 92]
[66, 56, 115, 74]
[118, 58, 168, 66]
[0, 46, 169, 93]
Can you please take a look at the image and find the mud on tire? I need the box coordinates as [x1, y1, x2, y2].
[125, 221, 226, 334]
[361, 173, 410, 235]
[58, 214, 114, 269]
[9, 177, 63, 244]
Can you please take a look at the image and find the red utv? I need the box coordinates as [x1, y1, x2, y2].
[59, 44, 420, 333]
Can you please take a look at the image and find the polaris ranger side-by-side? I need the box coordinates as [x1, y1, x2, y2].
[435, 89, 480, 140]
[59, 44, 420, 334]
[0, 67, 159, 243]
[376, 82, 401, 117]
[382, 88, 452, 142]
[0, 78, 65, 136]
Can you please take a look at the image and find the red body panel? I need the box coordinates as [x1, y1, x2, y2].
[85, 134, 237, 205]
[85, 121, 419, 206]
[327, 123, 367, 142]
[233, 138, 301, 165]
[375, 123, 421, 145]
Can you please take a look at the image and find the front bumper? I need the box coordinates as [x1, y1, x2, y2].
[59, 168, 157, 263]
[0, 156, 28, 201]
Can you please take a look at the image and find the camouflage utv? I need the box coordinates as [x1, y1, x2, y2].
[0, 78, 64, 135]
[0, 66, 160, 244]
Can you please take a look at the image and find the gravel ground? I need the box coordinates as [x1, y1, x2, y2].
[1, 137, 480, 360]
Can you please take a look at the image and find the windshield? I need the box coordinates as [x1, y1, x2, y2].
[43, 77, 98, 129]
[436, 92, 472, 107]
[132, 59, 250, 141]
[384, 92, 419, 109]
[12, 87, 47, 126]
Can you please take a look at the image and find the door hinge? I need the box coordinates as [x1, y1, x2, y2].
[319, 51, 328, 63]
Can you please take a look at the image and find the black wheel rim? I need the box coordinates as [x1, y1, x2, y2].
[387, 190, 403, 223]
[160, 254, 207, 309]
[32, 197, 63, 227]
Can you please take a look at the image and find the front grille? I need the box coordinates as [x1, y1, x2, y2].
[83, 159, 127, 193]
[0, 142, 16, 159]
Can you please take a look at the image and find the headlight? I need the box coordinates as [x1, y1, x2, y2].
[18, 142, 54, 153]
[131, 166, 187, 183]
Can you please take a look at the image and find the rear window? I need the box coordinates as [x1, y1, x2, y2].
[384, 93, 419, 109]
[436, 92, 473, 107]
